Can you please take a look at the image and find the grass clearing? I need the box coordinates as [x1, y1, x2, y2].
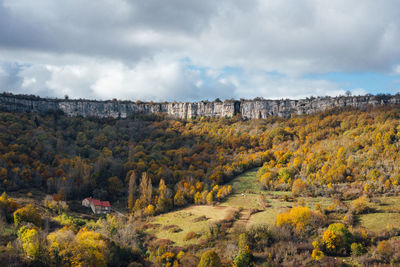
[375, 196, 400, 212]
[147, 205, 237, 246]
[359, 213, 400, 232]
[247, 208, 282, 226]
[226, 168, 262, 194]
[148, 168, 338, 245]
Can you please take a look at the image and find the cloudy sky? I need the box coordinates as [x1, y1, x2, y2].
[1, 0, 400, 101]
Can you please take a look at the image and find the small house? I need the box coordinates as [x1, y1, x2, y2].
[82, 197, 111, 214]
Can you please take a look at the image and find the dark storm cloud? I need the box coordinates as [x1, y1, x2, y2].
[0, 0, 219, 62]
[0, 0, 400, 100]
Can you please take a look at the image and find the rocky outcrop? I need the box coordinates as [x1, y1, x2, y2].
[1, 93, 399, 120]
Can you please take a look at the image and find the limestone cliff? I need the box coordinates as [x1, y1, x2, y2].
[0, 93, 399, 120]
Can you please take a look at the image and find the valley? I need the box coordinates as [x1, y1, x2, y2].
[2, 104, 400, 265]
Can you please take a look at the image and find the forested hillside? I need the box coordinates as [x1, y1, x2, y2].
[2, 105, 400, 266]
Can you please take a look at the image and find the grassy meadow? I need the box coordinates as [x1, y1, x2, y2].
[146, 168, 400, 247]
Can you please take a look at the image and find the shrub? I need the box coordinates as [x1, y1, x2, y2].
[234, 233, 253, 267]
[322, 223, 352, 256]
[376, 240, 392, 260]
[161, 251, 175, 264]
[234, 245, 252, 267]
[276, 206, 326, 233]
[351, 242, 366, 257]
[47, 227, 108, 266]
[0, 192, 19, 223]
[17, 226, 40, 259]
[184, 231, 199, 241]
[311, 241, 325, 261]
[351, 196, 372, 214]
[43, 195, 68, 214]
[343, 211, 355, 226]
[247, 225, 274, 251]
[207, 223, 221, 240]
[53, 213, 88, 227]
[197, 250, 222, 267]
[311, 248, 324, 261]
[291, 179, 308, 197]
[145, 204, 155, 216]
[13, 204, 41, 227]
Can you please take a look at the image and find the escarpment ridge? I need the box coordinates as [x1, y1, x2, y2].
[1, 92, 399, 120]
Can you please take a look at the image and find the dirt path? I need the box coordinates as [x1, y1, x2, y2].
[182, 205, 258, 228]
[234, 209, 252, 227]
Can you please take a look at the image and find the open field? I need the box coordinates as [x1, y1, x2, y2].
[148, 168, 400, 246]
[146, 205, 237, 246]
[225, 168, 263, 194]
[147, 169, 295, 245]
[359, 213, 400, 232]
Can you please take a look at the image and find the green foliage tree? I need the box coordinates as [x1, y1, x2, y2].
[234, 233, 253, 267]
[197, 250, 222, 267]
[322, 223, 352, 256]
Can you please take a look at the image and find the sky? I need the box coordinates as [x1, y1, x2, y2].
[1, 0, 400, 102]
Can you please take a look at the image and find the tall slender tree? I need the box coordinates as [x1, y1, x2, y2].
[127, 171, 137, 211]
[139, 172, 152, 205]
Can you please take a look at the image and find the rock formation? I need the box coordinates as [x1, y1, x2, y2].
[1, 92, 399, 120]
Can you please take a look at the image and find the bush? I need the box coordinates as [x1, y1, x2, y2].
[234, 245, 252, 267]
[184, 231, 199, 241]
[322, 223, 352, 256]
[0, 192, 19, 223]
[247, 225, 274, 251]
[351, 242, 366, 257]
[351, 196, 372, 214]
[376, 240, 392, 260]
[311, 248, 324, 261]
[13, 204, 41, 227]
[291, 179, 308, 197]
[234, 233, 253, 267]
[43, 195, 68, 214]
[197, 250, 222, 267]
[17, 226, 40, 259]
[276, 206, 326, 234]
[343, 211, 355, 226]
[53, 213, 89, 227]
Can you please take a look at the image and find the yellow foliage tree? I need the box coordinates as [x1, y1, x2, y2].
[322, 223, 352, 256]
[146, 204, 155, 216]
[206, 191, 214, 205]
[47, 227, 108, 267]
[276, 206, 325, 232]
[291, 179, 308, 197]
[13, 204, 41, 227]
[17, 226, 40, 259]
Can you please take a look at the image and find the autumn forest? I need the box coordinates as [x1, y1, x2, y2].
[2, 104, 400, 266]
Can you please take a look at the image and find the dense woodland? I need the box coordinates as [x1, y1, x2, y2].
[2, 104, 400, 266]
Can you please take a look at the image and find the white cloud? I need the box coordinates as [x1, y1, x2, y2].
[394, 65, 400, 75]
[350, 88, 367, 96]
[1, 57, 348, 101]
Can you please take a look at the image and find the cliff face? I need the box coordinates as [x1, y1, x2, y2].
[1, 93, 399, 120]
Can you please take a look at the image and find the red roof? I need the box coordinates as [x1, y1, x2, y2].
[101, 201, 111, 207]
[84, 197, 110, 207]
